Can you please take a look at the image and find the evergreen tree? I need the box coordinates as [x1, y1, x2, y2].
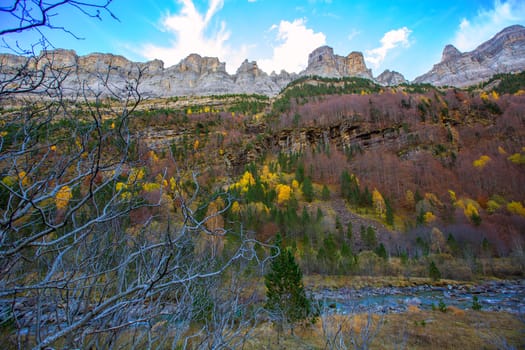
[302, 176, 314, 202]
[347, 222, 353, 241]
[295, 162, 305, 184]
[321, 184, 331, 201]
[361, 226, 377, 250]
[375, 243, 388, 260]
[265, 234, 313, 334]
[429, 260, 442, 281]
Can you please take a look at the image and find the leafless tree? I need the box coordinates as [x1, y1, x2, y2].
[1, 1, 117, 55]
[320, 292, 385, 350]
[0, 2, 266, 349]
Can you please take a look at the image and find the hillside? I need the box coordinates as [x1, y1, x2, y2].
[2, 69, 525, 350]
[124, 76, 525, 268]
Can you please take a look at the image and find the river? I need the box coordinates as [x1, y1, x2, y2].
[312, 279, 525, 315]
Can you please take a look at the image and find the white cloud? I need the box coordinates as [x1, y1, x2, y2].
[453, 0, 525, 51]
[140, 0, 247, 73]
[347, 28, 361, 41]
[258, 19, 326, 73]
[365, 27, 412, 68]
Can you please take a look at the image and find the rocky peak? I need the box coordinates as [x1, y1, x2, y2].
[236, 59, 263, 78]
[175, 54, 226, 75]
[475, 24, 525, 55]
[441, 45, 461, 62]
[303, 46, 373, 79]
[376, 69, 408, 86]
[143, 59, 164, 74]
[414, 24, 525, 87]
[345, 51, 369, 75]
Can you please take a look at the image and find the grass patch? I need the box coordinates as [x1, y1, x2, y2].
[245, 310, 524, 349]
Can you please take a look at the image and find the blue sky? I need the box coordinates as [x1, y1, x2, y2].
[1, 0, 525, 80]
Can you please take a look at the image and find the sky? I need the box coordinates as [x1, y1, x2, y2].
[1, 0, 525, 80]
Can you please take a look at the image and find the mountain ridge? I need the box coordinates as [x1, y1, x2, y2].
[414, 24, 525, 86]
[1, 25, 525, 97]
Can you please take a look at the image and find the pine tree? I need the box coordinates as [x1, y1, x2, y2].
[302, 176, 314, 202]
[321, 184, 330, 201]
[429, 260, 441, 281]
[265, 234, 313, 335]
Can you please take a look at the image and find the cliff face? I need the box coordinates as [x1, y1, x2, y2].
[302, 46, 373, 79]
[0, 46, 374, 98]
[3, 25, 524, 98]
[376, 69, 408, 86]
[414, 25, 525, 87]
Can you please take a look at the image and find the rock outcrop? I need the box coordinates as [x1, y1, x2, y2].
[376, 69, 408, 86]
[414, 25, 525, 87]
[0, 46, 376, 98]
[301, 46, 373, 79]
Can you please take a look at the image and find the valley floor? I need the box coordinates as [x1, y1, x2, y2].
[246, 309, 524, 350]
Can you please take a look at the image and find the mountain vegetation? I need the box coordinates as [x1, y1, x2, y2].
[0, 3, 524, 349]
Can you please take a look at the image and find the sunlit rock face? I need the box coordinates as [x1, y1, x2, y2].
[302, 46, 373, 80]
[414, 25, 525, 87]
[376, 69, 408, 86]
[2, 25, 524, 98]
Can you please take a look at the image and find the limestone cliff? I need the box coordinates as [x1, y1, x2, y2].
[414, 25, 525, 87]
[0, 46, 373, 98]
[376, 69, 408, 86]
[301, 46, 373, 79]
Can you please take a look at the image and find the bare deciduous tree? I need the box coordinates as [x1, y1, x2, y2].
[0, 2, 266, 349]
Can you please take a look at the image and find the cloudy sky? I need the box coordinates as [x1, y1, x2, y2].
[2, 0, 525, 80]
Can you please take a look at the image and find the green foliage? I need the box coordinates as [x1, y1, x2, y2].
[447, 234, 460, 256]
[361, 226, 377, 250]
[472, 295, 482, 311]
[481, 71, 525, 95]
[346, 222, 353, 241]
[301, 177, 313, 203]
[292, 112, 301, 127]
[321, 184, 330, 201]
[429, 260, 442, 281]
[228, 95, 270, 114]
[265, 234, 313, 330]
[439, 300, 447, 312]
[314, 208, 323, 223]
[295, 162, 305, 184]
[375, 243, 388, 260]
[341, 170, 371, 207]
[272, 76, 381, 114]
[278, 152, 302, 173]
[399, 83, 435, 94]
[470, 212, 482, 226]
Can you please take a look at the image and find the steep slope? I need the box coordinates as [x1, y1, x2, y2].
[414, 25, 525, 87]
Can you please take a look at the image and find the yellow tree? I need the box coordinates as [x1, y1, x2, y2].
[473, 155, 491, 169]
[276, 184, 292, 205]
[55, 185, 72, 210]
[372, 188, 385, 216]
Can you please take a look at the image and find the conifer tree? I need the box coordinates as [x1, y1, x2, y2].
[302, 176, 314, 202]
[265, 234, 312, 335]
[429, 260, 442, 281]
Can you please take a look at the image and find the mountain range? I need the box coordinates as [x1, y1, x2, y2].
[1, 25, 524, 97]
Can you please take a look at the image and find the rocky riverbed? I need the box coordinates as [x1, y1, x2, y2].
[312, 279, 525, 315]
